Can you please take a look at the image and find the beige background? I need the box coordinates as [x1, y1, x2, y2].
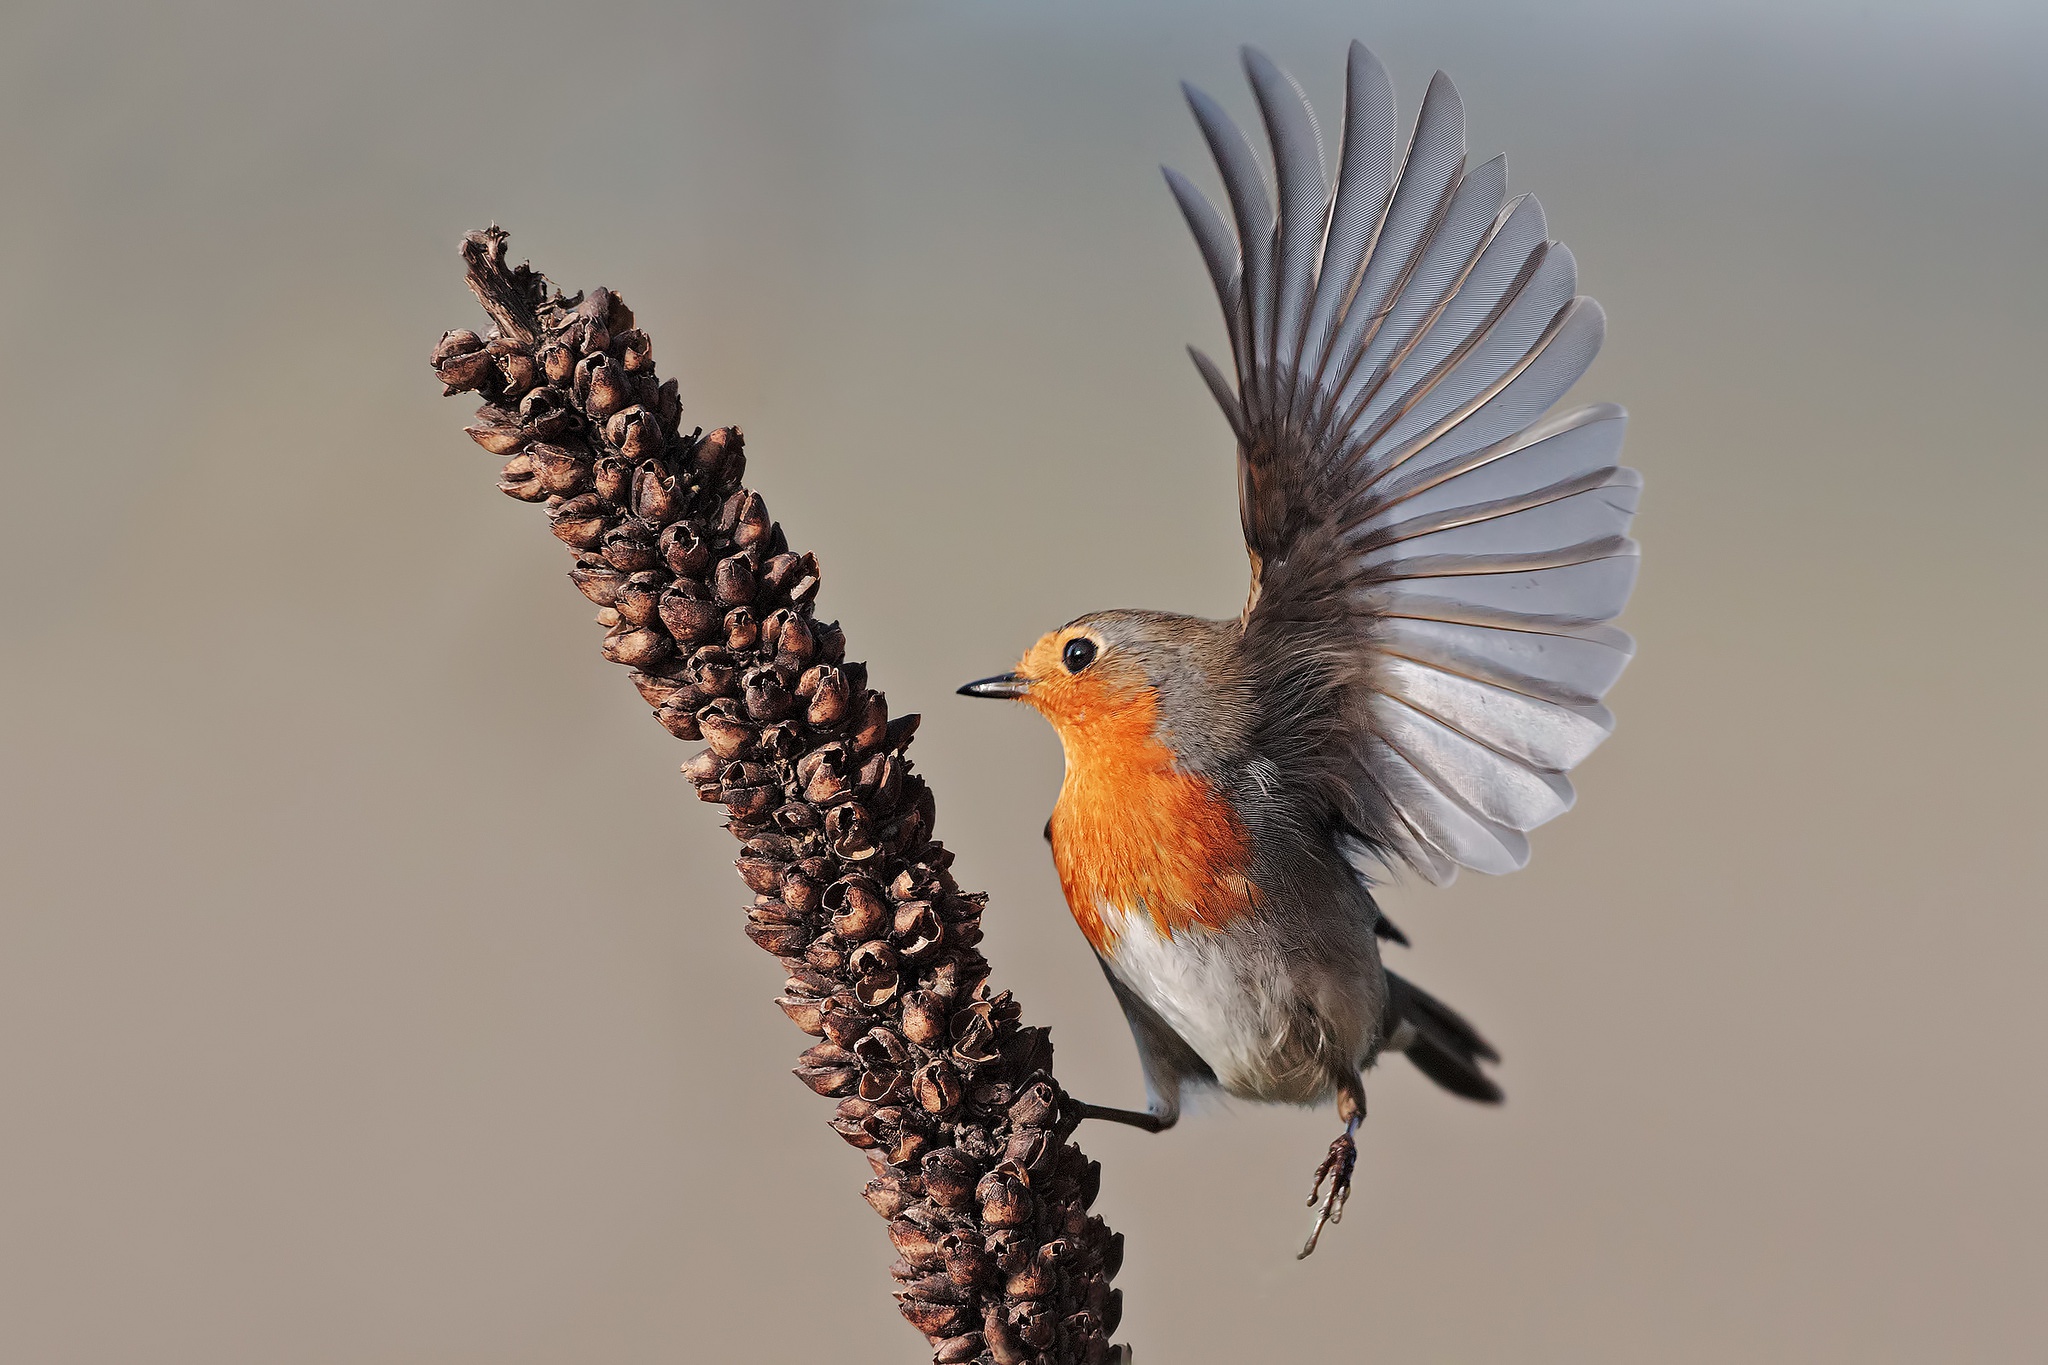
[4, 2, 2045, 1361]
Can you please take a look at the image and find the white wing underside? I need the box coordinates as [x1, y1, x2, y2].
[1173, 44, 1641, 883]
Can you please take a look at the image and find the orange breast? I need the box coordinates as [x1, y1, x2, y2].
[1047, 688, 1258, 954]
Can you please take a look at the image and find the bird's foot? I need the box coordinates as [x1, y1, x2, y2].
[1073, 1100, 1171, 1133]
[1297, 1117, 1359, 1259]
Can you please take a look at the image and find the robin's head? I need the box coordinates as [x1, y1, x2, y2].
[958, 611, 1243, 758]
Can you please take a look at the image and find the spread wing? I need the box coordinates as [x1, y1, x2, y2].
[1169, 43, 1640, 884]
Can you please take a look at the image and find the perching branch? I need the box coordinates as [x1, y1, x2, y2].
[431, 227, 1128, 1365]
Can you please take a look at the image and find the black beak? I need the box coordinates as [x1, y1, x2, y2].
[958, 673, 1030, 700]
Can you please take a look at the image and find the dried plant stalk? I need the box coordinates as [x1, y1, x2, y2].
[432, 228, 1128, 1365]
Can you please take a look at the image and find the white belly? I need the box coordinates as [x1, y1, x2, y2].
[1097, 900, 1348, 1104]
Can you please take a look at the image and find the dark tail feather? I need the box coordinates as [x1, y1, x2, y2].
[1384, 969, 1504, 1104]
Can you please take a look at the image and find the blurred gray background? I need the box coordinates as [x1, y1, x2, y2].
[4, 1, 2045, 1361]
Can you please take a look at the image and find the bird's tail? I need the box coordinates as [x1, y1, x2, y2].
[1382, 970, 1503, 1104]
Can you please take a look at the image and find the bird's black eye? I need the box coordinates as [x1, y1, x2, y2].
[1062, 637, 1097, 673]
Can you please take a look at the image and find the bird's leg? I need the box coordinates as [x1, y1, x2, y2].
[1074, 1101, 1173, 1133]
[1298, 1082, 1365, 1259]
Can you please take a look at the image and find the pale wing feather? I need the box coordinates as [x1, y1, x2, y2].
[1369, 737, 1529, 879]
[1332, 155, 1506, 432]
[1182, 84, 1274, 391]
[1300, 44, 1397, 387]
[1376, 656, 1613, 770]
[1376, 615, 1634, 708]
[1319, 72, 1467, 418]
[1243, 48, 1327, 381]
[1375, 403, 1626, 523]
[1375, 696, 1575, 829]
[1365, 194, 1549, 419]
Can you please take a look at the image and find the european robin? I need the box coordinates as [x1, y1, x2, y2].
[961, 42, 1640, 1256]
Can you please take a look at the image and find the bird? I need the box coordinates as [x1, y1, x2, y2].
[959, 40, 1640, 1257]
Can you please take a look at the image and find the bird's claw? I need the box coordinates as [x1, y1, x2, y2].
[1297, 1130, 1358, 1259]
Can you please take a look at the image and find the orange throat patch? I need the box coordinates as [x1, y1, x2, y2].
[1040, 686, 1258, 955]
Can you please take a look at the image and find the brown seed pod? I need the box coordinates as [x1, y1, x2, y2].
[589, 454, 628, 503]
[849, 691, 890, 753]
[659, 521, 711, 577]
[892, 900, 943, 961]
[951, 1006, 1002, 1065]
[863, 1175, 918, 1219]
[801, 744, 854, 804]
[679, 749, 722, 786]
[616, 328, 655, 373]
[631, 457, 680, 523]
[824, 876, 889, 941]
[889, 1218, 947, 1271]
[434, 347, 497, 393]
[492, 346, 538, 398]
[696, 698, 756, 758]
[846, 939, 900, 981]
[853, 968, 902, 1011]
[498, 456, 547, 501]
[601, 625, 671, 669]
[899, 990, 948, 1047]
[466, 419, 526, 455]
[546, 494, 610, 549]
[821, 1006, 874, 1048]
[805, 666, 851, 727]
[629, 668, 687, 708]
[773, 612, 815, 667]
[758, 554, 802, 598]
[747, 920, 810, 957]
[775, 995, 828, 1036]
[1008, 1081, 1060, 1130]
[826, 802, 877, 861]
[914, 1059, 966, 1118]
[921, 1147, 981, 1212]
[976, 1169, 1033, 1230]
[983, 1307, 1030, 1365]
[537, 338, 575, 384]
[432, 328, 484, 366]
[730, 489, 772, 548]
[741, 666, 794, 722]
[712, 554, 756, 606]
[888, 1126, 932, 1169]
[657, 590, 721, 644]
[793, 1060, 858, 1098]
[1003, 1240, 1062, 1301]
[858, 1068, 905, 1103]
[613, 570, 668, 626]
[528, 443, 591, 496]
[897, 1293, 969, 1340]
[599, 522, 658, 573]
[779, 867, 823, 915]
[853, 1026, 909, 1069]
[723, 606, 760, 653]
[693, 425, 741, 481]
[567, 562, 624, 606]
[688, 647, 738, 698]
[581, 352, 632, 419]
[1004, 1131, 1056, 1184]
[735, 856, 784, 895]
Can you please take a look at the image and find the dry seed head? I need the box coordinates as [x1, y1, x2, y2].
[439, 228, 1123, 1364]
